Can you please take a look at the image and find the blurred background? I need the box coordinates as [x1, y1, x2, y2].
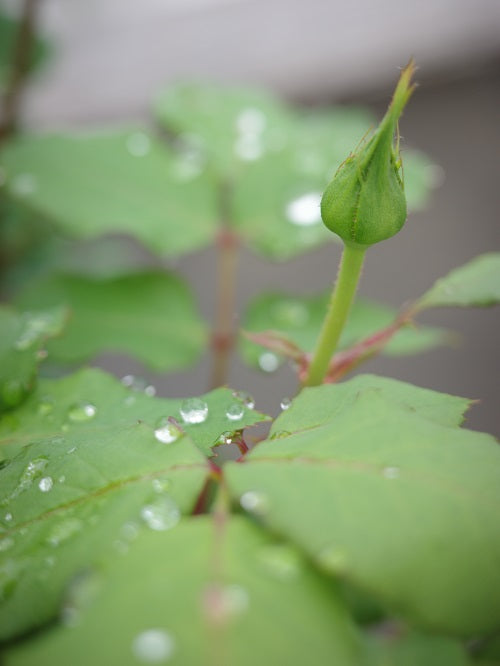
[1, 0, 499, 434]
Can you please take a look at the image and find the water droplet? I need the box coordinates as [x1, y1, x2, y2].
[140, 496, 180, 531]
[179, 398, 208, 425]
[126, 132, 151, 157]
[272, 300, 309, 327]
[11, 172, 37, 196]
[4, 513, 13, 522]
[257, 544, 301, 581]
[144, 385, 156, 397]
[258, 352, 280, 373]
[6, 457, 49, 500]
[37, 396, 54, 416]
[154, 418, 182, 444]
[38, 476, 53, 493]
[132, 629, 175, 663]
[121, 521, 140, 541]
[234, 134, 263, 161]
[240, 490, 269, 516]
[285, 191, 322, 226]
[269, 430, 291, 440]
[232, 390, 255, 409]
[225, 402, 244, 421]
[316, 545, 348, 574]
[152, 478, 171, 493]
[121, 375, 151, 393]
[0, 537, 14, 552]
[280, 397, 292, 411]
[382, 466, 400, 480]
[202, 583, 249, 624]
[47, 518, 83, 547]
[217, 431, 233, 445]
[67, 401, 96, 422]
[235, 107, 267, 134]
[58, 475, 66, 484]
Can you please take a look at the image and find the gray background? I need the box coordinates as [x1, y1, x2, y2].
[4, 0, 499, 434]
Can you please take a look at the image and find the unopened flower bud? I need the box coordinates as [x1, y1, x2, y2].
[321, 60, 416, 247]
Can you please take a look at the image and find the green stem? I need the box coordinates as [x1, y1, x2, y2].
[304, 244, 366, 387]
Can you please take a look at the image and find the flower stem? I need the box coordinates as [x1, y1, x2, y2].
[304, 243, 366, 387]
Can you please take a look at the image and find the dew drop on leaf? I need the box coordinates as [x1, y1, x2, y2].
[225, 402, 244, 421]
[152, 478, 171, 493]
[240, 490, 269, 516]
[11, 172, 37, 196]
[132, 629, 175, 663]
[179, 398, 208, 424]
[4, 513, 13, 522]
[47, 517, 83, 547]
[217, 431, 233, 445]
[258, 351, 280, 373]
[280, 397, 292, 411]
[0, 537, 14, 552]
[121, 374, 155, 396]
[257, 544, 302, 581]
[126, 132, 151, 157]
[38, 476, 53, 492]
[154, 418, 181, 444]
[285, 191, 322, 226]
[140, 496, 180, 531]
[382, 466, 400, 479]
[37, 396, 55, 416]
[232, 390, 255, 409]
[202, 583, 249, 624]
[67, 401, 97, 422]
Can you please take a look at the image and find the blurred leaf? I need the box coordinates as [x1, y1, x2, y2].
[417, 253, 500, 309]
[2, 517, 362, 666]
[15, 271, 208, 372]
[226, 383, 500, 636]
[241, 291, 449, 370]
[0, 305, 67, 413]
[1, 129, 219, 257]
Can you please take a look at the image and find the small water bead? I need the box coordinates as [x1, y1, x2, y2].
[47, 517, 83, 547]
[203, 583, 249, 624]
[152, 478, 171, 493]
[121, 375, 155, 396]
[232, 390, 255, 410]
[280, 397, 292, 411]
[67, 401, 96, 422]
[121, 522, 140, 541]
[154, 419, 182, 444]
[0, 537, 14, 552]
[382, 466, 400, 480]
[236, 107, 267, 134]
[316, 545, 349, 575]
[240, 490, 269, 516]
[126, 132, 151, 157]
[58, 475, 66, 484]
[217, 431, 233, 445]
[258, 351, 280, 373]
[37, 396, 54, 416]
[225, 402, 244, 422]
[179, 398, 208, 425]
[132, 629, 175, 663]
[257, 544, 301, 581]
[140, 496, 180, 531]
[4, 513, 13, 522]
[285, 191, 322, 227]
[38, 476, 53, 493]
[11, 172, 37, 196]
[6, 457, 49, 500]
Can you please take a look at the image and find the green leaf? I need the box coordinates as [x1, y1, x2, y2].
[363, 630, 471, 666]
[241, 292, 449, 369]
[0, 368, 269, 461]
[2, 517, 362, 665]
[1, 129, 219, 257]
[0, 10, 49, 90]
[417, 253, 500, 309]
[226, 384, 500, 636]
[271, 374, 472, 433]
[0, 305, 67, 412]
[14, 271, 208, 372]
